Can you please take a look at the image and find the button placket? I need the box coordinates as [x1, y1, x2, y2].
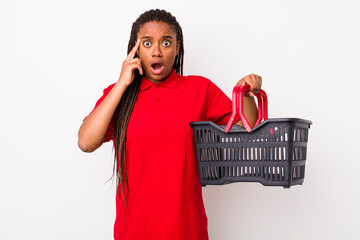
[155, 84, 160, 102]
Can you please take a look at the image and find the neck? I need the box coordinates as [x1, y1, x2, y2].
[145, 70, 174, 84]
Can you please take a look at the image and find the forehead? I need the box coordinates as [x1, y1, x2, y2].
[137, 21, 176, 38]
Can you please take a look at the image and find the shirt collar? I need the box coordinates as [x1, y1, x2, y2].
[140, 69, 179, 91]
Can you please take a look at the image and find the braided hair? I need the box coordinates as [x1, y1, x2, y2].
[112, 9, 185, 203]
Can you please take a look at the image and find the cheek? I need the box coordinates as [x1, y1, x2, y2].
[166, 49, 177, 62]
[138, 50, 144, 59]
[138, 51, 150, 64]
[138, 46, 149, 58]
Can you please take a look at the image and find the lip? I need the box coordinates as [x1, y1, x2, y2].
[150, 60, 164, 75]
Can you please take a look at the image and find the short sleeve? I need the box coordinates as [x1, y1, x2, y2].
[84, 83, 116, 142]
[205, 81, 239, 125]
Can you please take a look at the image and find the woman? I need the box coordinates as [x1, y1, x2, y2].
[78, 9, 262, 240]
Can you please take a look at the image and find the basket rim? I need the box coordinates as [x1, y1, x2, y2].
[189, 118, 312, 133]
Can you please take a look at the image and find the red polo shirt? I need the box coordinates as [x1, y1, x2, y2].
[88, 70, 237, 240]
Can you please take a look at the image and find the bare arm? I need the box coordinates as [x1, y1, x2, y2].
[235, 73, 262, 128]
[78, 82, 128, 152]
[78, 39, 142, 152]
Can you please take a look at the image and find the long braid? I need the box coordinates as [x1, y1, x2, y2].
[112, 9, 185, 205]
[113, 76, 141, 201]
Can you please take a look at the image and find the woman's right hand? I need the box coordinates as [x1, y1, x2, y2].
[118, 39, 143, 87]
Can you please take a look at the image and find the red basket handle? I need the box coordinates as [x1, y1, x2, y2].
[224, 85, 241, 133]
[225, 85, 268, 133]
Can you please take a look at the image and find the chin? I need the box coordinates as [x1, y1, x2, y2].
[146, 68, 172, 82]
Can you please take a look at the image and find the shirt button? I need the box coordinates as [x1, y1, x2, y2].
[156, 98, 160, 102]
[155, 85, 160, 88]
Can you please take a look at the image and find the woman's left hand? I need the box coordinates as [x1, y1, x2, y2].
[236, 73, 262, 97]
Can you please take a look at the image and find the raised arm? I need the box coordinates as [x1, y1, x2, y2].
[78, 40, 142, 152]
[235, 73, 262, 128]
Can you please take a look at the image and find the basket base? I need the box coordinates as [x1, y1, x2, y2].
[200, 180, 304, 189]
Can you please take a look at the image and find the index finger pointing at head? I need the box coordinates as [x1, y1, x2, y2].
[127, 39, 140, 60]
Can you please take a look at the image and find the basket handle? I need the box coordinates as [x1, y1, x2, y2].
[224, 85, 268, 133]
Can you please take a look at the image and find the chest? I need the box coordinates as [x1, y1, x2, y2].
[127, 85, 207, 140]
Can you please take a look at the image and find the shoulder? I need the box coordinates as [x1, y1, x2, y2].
[93, 83, 116, 105]
[180, 74, 224, 93]
[102, 83, 116, 95]
[178, 74, 213, 88]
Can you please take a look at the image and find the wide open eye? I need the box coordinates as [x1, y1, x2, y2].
[162, 40, 171, 47]
[143, 41, 151, 47]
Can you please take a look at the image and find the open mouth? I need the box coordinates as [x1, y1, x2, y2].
[151, 61, 164, 75]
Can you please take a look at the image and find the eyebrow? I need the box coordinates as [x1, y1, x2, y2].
[141, 35, 174, 39]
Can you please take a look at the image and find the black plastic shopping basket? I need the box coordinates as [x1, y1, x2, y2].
[190, 85, 312, 188]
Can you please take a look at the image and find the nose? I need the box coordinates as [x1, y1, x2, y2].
[152, 43, 163, 57]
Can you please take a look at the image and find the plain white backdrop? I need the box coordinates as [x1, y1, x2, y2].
[1, 0, 359, 239]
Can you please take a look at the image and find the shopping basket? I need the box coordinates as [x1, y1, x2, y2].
[190, 85, 312, 188]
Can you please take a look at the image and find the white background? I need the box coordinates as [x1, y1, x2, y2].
[1, 0, 359, 239]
